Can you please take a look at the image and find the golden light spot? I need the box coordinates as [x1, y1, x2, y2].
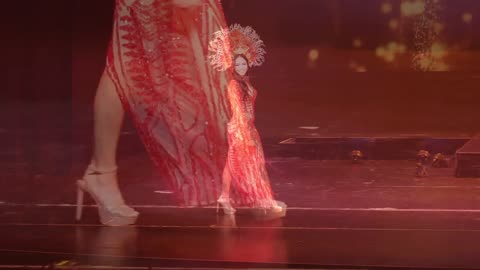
[348, 61, 367, 72]
[433, 22, 444, 34]
[430, 42, 447, 58]
[384, 52, 395, 62]
[376, 47, 386, 57]
[381, 2, 393, 14]
[413, 44, 450, 72]
[401, 0, 425, 17]
[308, 49, 319, 61]
[436, 62, 449, 71]
[418, 55, 433, 69]
[397, 44, 407, 54]
[389, 19, 399, 30]
[353, 39, 363, 48]
[387, 41, 397, 51]
[356, 66, 368, 72]
[376, 41, 408, 64]
[462, 13, 473, 24]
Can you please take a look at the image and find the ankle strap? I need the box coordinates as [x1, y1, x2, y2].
[91, 168, 117, 174]
[87, 164, 117, 175]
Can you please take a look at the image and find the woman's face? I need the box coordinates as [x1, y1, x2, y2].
[234, 56, 248, 77]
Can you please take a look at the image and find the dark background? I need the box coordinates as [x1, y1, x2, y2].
[2, 0, 479, 101]
[1, 0, 479, 205]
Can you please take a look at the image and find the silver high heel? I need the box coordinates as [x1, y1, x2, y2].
[252, 200, 287, 218]
[76, 165, 139, 226]
[216, 196, 236, 215]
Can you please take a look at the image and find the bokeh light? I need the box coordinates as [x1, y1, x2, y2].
[462, 12, 473, 24]
[381, 2, 393, 14]
[401, 0, 426, 17]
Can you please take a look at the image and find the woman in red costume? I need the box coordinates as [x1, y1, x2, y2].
[76, 0, 232, 226]
[208, 24, 286, 215]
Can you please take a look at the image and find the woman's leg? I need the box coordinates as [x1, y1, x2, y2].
[77, 71, 138, 226]
[221, 165, 232, 198]
[217, 165, 235, 214]
[86, 72, 133, 212]
[93, 71, 124, 170]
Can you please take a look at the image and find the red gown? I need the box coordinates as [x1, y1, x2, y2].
[226, 80, 277, 208]
[105, 0, 231, 206]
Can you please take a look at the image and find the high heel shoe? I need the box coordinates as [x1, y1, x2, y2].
[216, 196, 236, 215]
[76, 165, 139, 226]
[252, 200, 287, 218]
[83, 164, 138, 216]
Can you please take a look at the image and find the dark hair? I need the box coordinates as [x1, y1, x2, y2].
[232, 54, 250, 101]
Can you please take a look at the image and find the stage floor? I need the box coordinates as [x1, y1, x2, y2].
[1, 206, 480, 269]
[1, 101, 479, 269]
[1, 157, 480, 269]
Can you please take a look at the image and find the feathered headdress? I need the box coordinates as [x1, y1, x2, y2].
[208, 24, 266, 71]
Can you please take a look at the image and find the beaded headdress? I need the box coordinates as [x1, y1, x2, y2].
[208, 24, 266, 71]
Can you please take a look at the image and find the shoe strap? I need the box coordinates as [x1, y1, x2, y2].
[86, 164, 118, 175]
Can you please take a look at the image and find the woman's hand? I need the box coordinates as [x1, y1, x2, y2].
[172, 0, 202, 8]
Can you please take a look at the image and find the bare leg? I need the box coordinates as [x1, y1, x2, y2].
[221, 165, 232, 198]
[217, 164, 235, 214]
[93, 71, 124, 169]
[76, 71, 138, 226]
[85, 72, 136, 214]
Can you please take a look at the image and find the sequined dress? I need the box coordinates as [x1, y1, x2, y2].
[226, 80, 277, 208]
[105, 0, 231, 206]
